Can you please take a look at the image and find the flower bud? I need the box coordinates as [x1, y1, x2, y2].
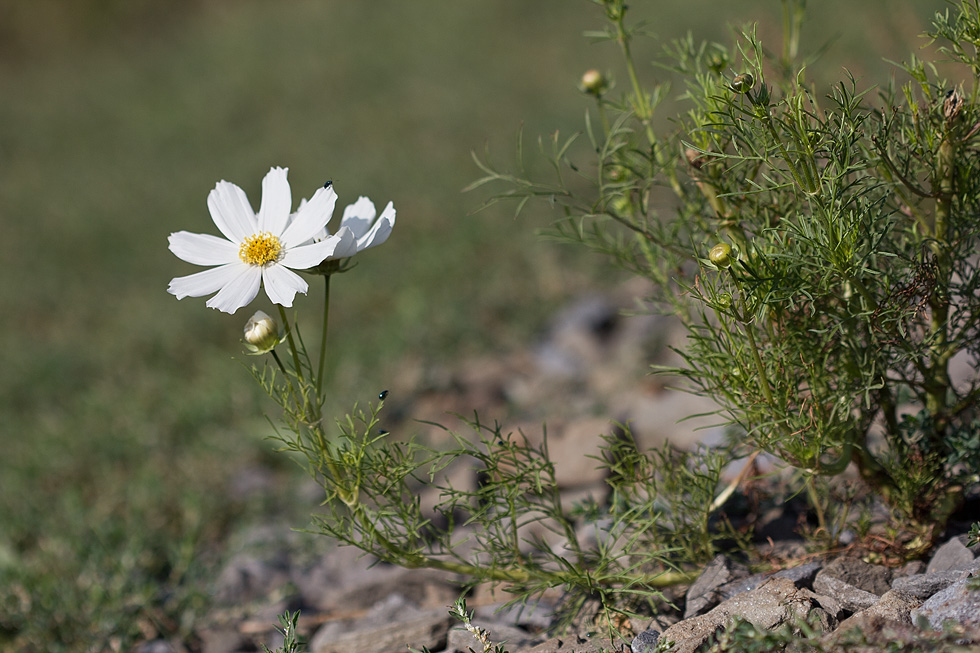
[610, 194, 634, 216]
[580, 69, 609, 97]
[730, 73, 754, 94]
[707, 51, 729, 74]
[709, 242, 733, 268]
[243, 310, 282, 354]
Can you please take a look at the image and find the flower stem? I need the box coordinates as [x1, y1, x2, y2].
[317, 274, 332, 403]
[278, 305, 303, 381]
[276, 306, 307, 414]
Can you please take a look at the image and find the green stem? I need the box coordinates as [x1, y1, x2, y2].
[744, 317, 775, 407]
[278, 305, 304, 383]
[275, 306, 307, 415]
[760, 109, 817, 195]
[596, 100, 611, 138]
[925, 136, 955, 442]
[805, 475, 828, 535]
[398, 548, 697, 589]
[317, 274, 331, 403]
[614, 11, 658, 148]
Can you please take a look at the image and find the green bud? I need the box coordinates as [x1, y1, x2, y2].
[709, 242, 733, 268]
[610, 194, 633, 216]
[242, 310, 283, 355]
[580, 69, 609, 97]
[707, 51, 729, 74]
[604, 164, 627, 182]
[731, 73, 754, 94]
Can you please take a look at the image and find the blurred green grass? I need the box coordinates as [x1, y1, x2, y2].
[0, 0, 948, 649]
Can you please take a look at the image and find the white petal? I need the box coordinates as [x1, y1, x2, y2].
[356, 201, 396, 251]
[262, 264, 308, 307]
[168, 231, 239, 266]
[205, 265, 262, 314]
[340, 196, 376, 239]
[207, 181, 257, 243]
[280, 228, 358, 269]
[258, 166, 291, 235]
[167, 262, 247, 299]
[280, 184, 337, 246]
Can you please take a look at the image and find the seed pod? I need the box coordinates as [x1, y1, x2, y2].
[731, 73, 754, 94]
[943, 89, 964, 124]
[709, 242, 733, 268]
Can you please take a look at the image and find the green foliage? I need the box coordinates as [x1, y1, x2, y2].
[0, 0, 951, 651]
[244, 0, 980, 640]
[473, 0, 980, 554]
[261, 611, 305, 653]
[262, 357, 705, 631]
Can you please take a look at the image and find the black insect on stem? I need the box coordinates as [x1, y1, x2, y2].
[379, 389, 389, 400]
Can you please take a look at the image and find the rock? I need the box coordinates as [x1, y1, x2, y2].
[911, 575, 980, 630]
[612, 386, 727, 451]
[309, 611, 453, 653]
[926, 534, 978, 573]
[199, 625, 248, 653]
[896, 559, 926, 577]
[659, 577, 832, 653]
[711, 560, 826, 607]
[212, 551, 291, 606]
[772, 560, 824, 588]
[534, 295, 620, 380]
[812, 574, 880, 613]
[834, 589, 921, 633]
[445, 622, 531, 653]
[549, 417, 617, 489]
[523, 633, 620, 653]
[133, 640, 180, 653]
[891, 569, 972, 600]
[683, 554, 750, 618]
[472, 589, 556, 632]
[713, 573, 766, 601]
[630, 629, 661, 653]
[817, 557, 892, 596]
[296, 550, 458, 615]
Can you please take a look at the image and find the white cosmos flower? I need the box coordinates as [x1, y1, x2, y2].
[303, 194, 396, 252]
[167, 166, 358, 314]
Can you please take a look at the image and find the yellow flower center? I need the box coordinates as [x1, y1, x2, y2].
[239, 232, 283, 266]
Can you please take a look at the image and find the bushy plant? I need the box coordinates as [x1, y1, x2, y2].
[170, 0, 980, 641]
[473, 0, 980, 555]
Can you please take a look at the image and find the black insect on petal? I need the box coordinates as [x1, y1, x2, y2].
[379, 390, 389, 400]
[323, 180, 333, 189]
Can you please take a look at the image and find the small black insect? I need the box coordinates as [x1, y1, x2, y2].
[323, 180, 333, 189]
[379, 429, 389, 436]
[379, 390, 389, 400]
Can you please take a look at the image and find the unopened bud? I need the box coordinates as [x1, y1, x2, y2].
[709, 242, 733, 268]
[731, 73, 754, 94]
[707, 51, 729, 74]
[243, 310, 282, 354]
[580, 69, 609, 96]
